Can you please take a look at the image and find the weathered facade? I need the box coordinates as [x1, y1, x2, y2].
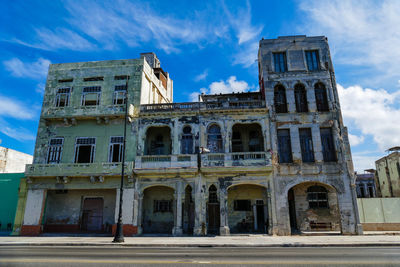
[21, 36, 361, 236]
[375, 147, 400, 197]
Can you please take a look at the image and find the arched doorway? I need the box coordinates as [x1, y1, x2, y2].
[227, 184, 268, 234]
[183, 185, 194, 234]
[142, 186, 174, 234]
[207, 185, 220, 235]
[287, 182, 341, 234]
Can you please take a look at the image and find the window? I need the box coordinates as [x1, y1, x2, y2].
[58, 78, 73, 83]
[153, 200, 172, 213]
[277, 129, 293, 163]
[55, 88, 70, 107]
[320, 128, 336, 162]
[314, 83, 329, 112]
[208, 185, 218, 203]
[273, 52, 287, 72]
[74, 137, 96, 163]
[113, 85, 127, 105]
[234, 200, 251, 211]
[82, 86, 101, 106]
[114, 75, 130, 80]
[307, 186, 328, 208]
[181, 126, 193, 154]
[109, 136, 123, 162]
[83, 76, 103, 81]
[249, 130, 262, 152]
[274, 85, 288, 113]
[207, 124, 223, 153]
[305, 50, 320, 71]
[299, 128, 315, 163]
[294, 83, 308, 112]
[47, 138, 64, 164]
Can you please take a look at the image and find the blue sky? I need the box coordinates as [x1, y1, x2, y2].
[0, 0, 399, 172]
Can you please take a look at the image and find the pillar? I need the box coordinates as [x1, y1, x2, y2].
[113, 188, 137, 236]
[172, 182, 183, 236]
[253, 204, 258, 231]
[21, 189, 46, 236]
[219, 188, 230, 235]
[193, 175, 207, 236]
[133, 190, 143, 235]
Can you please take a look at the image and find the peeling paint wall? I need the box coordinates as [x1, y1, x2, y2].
[376, 152, 400, 197]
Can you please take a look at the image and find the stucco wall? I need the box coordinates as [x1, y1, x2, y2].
[0, 147, 32, 173]
[357, 198, 400, 223]
[44, 189, 116, 228]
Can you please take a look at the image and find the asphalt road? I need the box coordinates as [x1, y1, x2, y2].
[0, 246, 400, 266]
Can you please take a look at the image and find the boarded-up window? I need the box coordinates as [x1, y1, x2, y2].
[294, 83, 308, 112]
[305, 50, 320, 71]
[320, 128, 336, 162]
[277, 129, 292, 163]
[181, 126, 193, 154]
[207, 124, 223, 153]
[299, 128, 315, 163]
[47, 138, 64, 164]
[273, 52, 287, 72]
[315, 83, 329, 112]
[274, 85, 288, 113]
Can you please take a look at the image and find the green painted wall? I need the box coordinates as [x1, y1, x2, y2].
[357, 198, 400, 223]
[0, 173, 24, 232]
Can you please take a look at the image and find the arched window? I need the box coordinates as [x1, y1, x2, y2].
[207, 124, 223, 153]
[274, 85, 288, 113]
[294, 83, 308, 112]
[208, 185, 218, 203]
[307, 186, 328, 208]
[181, 126, 193, 154]
[314, 83, 329, 112]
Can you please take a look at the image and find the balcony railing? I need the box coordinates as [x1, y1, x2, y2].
[25, 161, 134, 177]
[42, 105, 130, 119]
[140, 100, 265, 113]
[135, 154, 197, 169]
[201, 152, 271, 167]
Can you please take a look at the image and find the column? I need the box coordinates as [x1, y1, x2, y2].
[307, 85, 317, 112]
[113, 188, 136, 236]
[219, 188, 230, 235]
[193, 175, 207, 236]
[290, 126, 301, 162]
[253, 204, 258, 231]
[286, 87, 296, 113]
[172, 183, 183, 236]
[311, 125, 323, 162]
[21, 189, 46, 236]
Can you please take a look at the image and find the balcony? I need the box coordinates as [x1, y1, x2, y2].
[134, 154, 197, 174]
[201, 152, 272, 173]
[41, 105, 133, 120]
[140, 100, 266, 114]
[25, 161, 134, 177]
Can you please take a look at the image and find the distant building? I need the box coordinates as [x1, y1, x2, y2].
[0, 146, 32, 173]
[355, 170, 378, 198]
[375, 147, 400, 197]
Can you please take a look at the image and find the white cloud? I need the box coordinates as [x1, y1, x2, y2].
[348, 133, 365, 147]
[35, 83, 45, 95]
[0, 95, 35, 120]
[299, 0, 400, 80]
[338, 84, 400, 151]
[0, 125, 36, 141]
[194, 70, 208, 82]
[3, 57, 50, 80]
[190, 76, 253, 101]
[352, 152, 379, 172]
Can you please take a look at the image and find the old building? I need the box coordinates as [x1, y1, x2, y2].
[0, 146, 32, 173]
[355, 170, 378, 198]
[21, 36, 361, 236]
[375, 147, 400, 197]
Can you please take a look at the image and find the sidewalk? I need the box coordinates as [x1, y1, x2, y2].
[0, 234, 400, 247]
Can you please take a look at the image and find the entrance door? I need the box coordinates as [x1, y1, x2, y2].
[288, 188, 298, 233]
[256, 200, 265, 233]
[207, 203, 220, 234]
[81, 198, 103, 232]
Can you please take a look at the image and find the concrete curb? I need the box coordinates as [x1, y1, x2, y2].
[1, 242, 400, 247]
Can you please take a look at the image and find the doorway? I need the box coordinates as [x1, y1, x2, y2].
[288, 188, 298, 233]
[207, 185, 220, 235]
[81, 197, 104, 232]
